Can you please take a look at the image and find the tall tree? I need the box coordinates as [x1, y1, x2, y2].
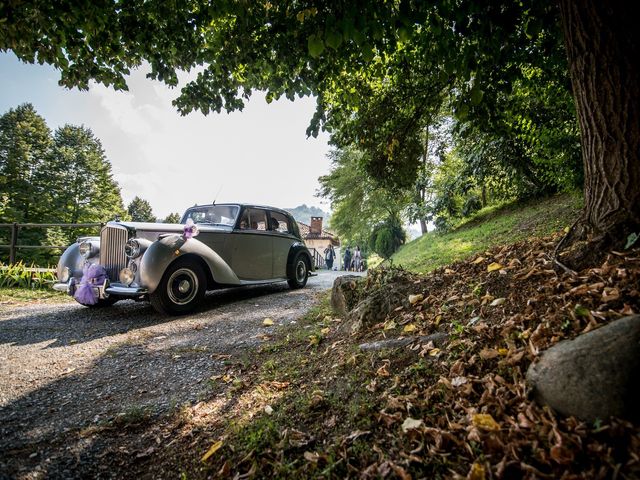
[0, 103, 51, 224]
[558, 0, 639, 264]
[127, 196, 155, 222]
[318, 147, 409, 248]
[44, 124, 126, 225]
[163, 212, 181, 224]
[2, 0, 638, 261]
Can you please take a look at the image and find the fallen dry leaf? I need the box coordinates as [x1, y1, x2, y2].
[201, 440, 223, 462]
[401, 417, 423, 433]
[472, 414, 500, 431]
[467, 462, 486, 480]
[409, 294, 424, 305]
[490, 297, 506, 306]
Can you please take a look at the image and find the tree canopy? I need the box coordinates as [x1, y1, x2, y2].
[0, 104, 127, 263]
[2, 0, 638, 261]
[127, 196, 156, 223]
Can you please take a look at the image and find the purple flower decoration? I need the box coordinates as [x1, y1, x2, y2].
[74, 263, 108, 305]
[183, 218, 199, 239]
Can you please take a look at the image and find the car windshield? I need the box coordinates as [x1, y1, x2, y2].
[181, 205, 239, 227]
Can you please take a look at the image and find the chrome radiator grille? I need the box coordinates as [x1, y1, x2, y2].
[100, 225, 129, 281]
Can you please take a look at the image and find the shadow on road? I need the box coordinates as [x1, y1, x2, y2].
[0, 282, 293, 349]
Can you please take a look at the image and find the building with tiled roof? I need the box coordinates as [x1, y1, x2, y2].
[297, 216, 340, 264]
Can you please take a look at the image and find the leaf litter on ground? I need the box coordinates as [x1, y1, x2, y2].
[55, 234, 640, 479]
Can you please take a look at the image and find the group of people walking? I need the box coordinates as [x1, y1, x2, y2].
[323, 245, 365, 272]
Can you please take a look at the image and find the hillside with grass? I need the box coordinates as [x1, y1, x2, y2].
[390, 192, 583, 274]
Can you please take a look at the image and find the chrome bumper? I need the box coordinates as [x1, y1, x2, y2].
[53, 280, 147, 298]
[105, 284, 148, 296]
[53, 282, 74, 293]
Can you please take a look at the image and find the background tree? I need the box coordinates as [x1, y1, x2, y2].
[45, 125, 126, 224]
[163, 212, 181, 224]
[369, 214, 406, 259]
[318, 146, 408, 251]
[127, 196, 155, 223]
[0, 103, 51, 224]
[0, 105, 127, 263]
[0, 103, 52, 257]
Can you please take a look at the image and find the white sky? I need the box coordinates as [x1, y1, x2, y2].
[0, 53, 333, 219]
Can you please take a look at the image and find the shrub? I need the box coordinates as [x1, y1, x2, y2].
[0, 262, 56, 289]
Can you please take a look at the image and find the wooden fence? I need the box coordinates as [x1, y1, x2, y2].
[0, 222, 103, 264]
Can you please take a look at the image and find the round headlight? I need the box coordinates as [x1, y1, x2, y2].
[124, 239, 141, 259]
[58, 267, 71, 283]
[79, 241, 94, 258]
[119, 268, 135, 286]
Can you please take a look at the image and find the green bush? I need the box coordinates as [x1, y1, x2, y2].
[0, 262, 56, 289]
[369, 215, 406, 259]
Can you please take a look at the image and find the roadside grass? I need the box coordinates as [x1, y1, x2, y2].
[0, 287, 72, 305]
[391, 191, 583, 273]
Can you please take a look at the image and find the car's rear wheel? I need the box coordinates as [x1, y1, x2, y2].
[287, 253, 309, 289]
[150, 258, 206, 315]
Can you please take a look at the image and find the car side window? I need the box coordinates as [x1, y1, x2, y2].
[269, 211, 290, 233]
[239, 208, 267, 231]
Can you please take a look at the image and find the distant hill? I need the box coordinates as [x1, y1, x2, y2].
[286, 204, 330, 226]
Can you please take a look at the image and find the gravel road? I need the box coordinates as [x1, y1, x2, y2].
[0, 270, 363, 479]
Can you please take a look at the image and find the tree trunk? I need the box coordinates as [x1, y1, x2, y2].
[559, 0, 640, 263]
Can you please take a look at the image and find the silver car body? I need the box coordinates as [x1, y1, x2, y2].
[53, 204, 313, 313]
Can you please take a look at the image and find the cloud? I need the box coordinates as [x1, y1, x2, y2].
[0, 55, 332, 218]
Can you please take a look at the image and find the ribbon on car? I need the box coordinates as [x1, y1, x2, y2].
[74, 263, 108, 305]
[183, 218, 199, 239]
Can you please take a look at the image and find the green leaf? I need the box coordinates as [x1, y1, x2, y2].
[362, 46, 375, 63]
[625, 232, 639, 249]
[455, 103, 469, 120]
[574, 304, 590, 318]
[398, 27, 411, 42]
[307, 34, 325, 58]
[470, 87, 484, 105]
[525, 18, 542, 39]
[325, 30, 343, 50]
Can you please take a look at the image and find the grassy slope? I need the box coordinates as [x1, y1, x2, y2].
[392, 192, 583, 274]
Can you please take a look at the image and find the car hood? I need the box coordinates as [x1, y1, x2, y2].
[109, 221, 233, 233]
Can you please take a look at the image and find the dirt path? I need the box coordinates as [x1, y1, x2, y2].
[0, 270, 362, 479]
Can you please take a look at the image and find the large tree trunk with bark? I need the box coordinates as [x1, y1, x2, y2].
[559, 0, 640, 266]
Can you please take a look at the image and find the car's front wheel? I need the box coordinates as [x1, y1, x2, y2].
[287, 253, 310, 289]
[150, 258, 206, 315]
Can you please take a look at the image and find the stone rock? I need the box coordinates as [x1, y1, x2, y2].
[348, 288, 409, 333]
[330, 275, 364, 318]
[526, 315, 640, 422]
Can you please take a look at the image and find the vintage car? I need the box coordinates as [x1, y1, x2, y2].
[53, 204, 314, 314]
